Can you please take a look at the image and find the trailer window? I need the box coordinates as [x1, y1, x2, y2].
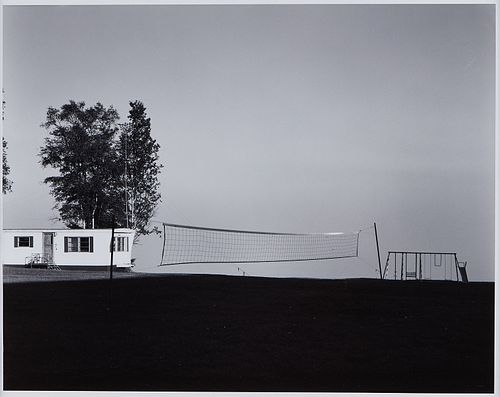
[64, 237, 93, 253]
[14, 236, 33, 248]
[79, 237, 91, 252]
[114, 236, 129, 252]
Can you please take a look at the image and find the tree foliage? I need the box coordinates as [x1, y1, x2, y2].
[2, 137, 13, 194]
[117, 101, 162, 236]
[40, 100, 162, 236]
[40, 101, 121, 229]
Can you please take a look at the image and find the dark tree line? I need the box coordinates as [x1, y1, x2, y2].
[40, 100, 162, 237]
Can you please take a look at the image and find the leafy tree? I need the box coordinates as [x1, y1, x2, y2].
[40, 101, 121, 229]
[117, 101, 162, 236]
[2, 137, 12, 194]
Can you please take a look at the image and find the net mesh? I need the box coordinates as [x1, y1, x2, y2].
[159, 223, 360, 266]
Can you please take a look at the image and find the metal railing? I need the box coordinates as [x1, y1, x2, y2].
[25, 253, 51, 268]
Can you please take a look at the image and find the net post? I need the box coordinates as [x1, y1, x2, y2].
[159, 223, 166, 266]
[374, 222, 382, 279]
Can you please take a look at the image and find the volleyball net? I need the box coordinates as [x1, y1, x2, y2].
[159, 223, 360, 266]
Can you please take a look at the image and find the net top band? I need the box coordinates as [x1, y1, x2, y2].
[162, 222, 355, 236]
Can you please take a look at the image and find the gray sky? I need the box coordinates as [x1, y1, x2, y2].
[2, 4, 495, 281]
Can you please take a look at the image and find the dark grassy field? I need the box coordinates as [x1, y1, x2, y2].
[3, 270, 494, 392]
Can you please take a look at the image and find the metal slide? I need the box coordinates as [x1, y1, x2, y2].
[458, 261, 469, 283]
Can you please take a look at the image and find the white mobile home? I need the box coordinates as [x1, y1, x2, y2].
[1, 228, 135, 270]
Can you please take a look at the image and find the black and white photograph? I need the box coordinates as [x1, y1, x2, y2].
[1, 2, 496, 394]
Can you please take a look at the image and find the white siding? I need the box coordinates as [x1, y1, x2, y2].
[2, 229, 135, 268]
[1, 230, 43, 266]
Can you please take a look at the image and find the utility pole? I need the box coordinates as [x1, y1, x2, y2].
[110, 217, 115, 281]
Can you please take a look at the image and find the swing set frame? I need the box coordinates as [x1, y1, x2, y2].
[382, 251, 468, 282]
